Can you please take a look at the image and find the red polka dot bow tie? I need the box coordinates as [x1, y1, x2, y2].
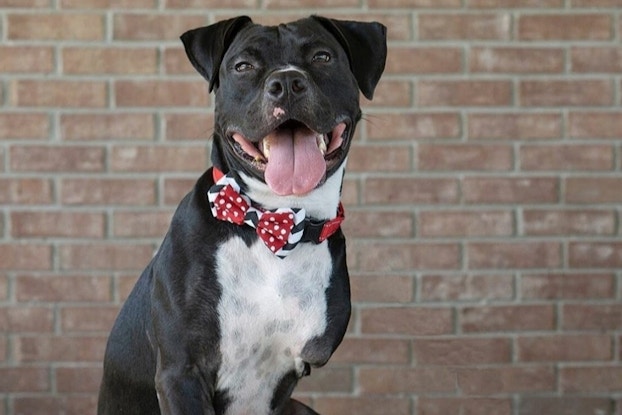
[207, 168, 344, 258]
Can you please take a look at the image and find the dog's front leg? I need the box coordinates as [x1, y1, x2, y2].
[155, 350, 216, 415]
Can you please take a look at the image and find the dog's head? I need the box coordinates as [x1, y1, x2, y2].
[181, 16, 387, 197]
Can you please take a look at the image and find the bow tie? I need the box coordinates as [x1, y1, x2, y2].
[207, 168, 344, 258]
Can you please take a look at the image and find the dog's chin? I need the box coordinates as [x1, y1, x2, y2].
[226, 119, 351, 196]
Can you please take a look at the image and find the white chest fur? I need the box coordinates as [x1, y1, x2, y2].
[215, 236, 332, 415]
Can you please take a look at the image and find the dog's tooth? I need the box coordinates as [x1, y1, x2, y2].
[262, 139, 270, 159]
[317, 134, 327, 155]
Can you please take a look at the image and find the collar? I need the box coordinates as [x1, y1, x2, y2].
[208, 167, 344, 258]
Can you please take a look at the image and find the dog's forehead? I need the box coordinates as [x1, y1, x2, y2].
[228, 19, 342, 57]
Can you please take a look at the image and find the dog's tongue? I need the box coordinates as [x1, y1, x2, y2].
[264, 127, 325, 195]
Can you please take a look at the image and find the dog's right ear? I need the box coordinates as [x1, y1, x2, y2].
[181, 16, 253, 92]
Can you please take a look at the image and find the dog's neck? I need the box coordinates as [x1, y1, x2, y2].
[219, 160, 346, 221]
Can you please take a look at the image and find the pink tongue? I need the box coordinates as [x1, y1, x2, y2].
[264, 127, 325, 195]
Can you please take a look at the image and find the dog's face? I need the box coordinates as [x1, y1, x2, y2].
[182, 16, 387, 196]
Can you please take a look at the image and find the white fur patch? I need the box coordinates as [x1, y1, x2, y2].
[215, 237, 332, 415]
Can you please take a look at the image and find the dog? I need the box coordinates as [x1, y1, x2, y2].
[97, 15, 386, 415]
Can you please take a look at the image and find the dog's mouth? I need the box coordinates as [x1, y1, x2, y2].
[228, 119, 350, 195]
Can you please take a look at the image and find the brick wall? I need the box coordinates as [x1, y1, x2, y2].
[1, 1, 621, 414]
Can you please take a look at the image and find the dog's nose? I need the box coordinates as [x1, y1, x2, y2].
[265, 71, 308, 101]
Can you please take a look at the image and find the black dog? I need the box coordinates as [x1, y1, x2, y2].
[98, 15, 386, 415]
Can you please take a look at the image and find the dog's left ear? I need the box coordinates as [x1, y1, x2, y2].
[312, 16, 387, 100]
[181, 16, 253, 92]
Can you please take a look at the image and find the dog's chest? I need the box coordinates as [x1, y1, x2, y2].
[214, 236, 332, 414]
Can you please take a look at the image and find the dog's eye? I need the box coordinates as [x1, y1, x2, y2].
[235, 62, 254, 72]
[312, 52, 331, 63]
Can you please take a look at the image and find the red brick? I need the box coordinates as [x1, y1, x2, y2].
[361, 80, 412, 108]
[60, 306, 119, 333]
[566, 177, 622, 203]
[419, 144, 512, 171]
[115, 80, 209, 107]
[0, 307, 54, 332]
[364, 177, 459, 204]
[523, 209, 616, 236]
[569, 111, 622, 139]
[342, 210, 413, 238]
[264, 0, 358, 7]
[569, 241, 622, 268]
[110, 146, 207, 173]
[470, 47, 564, 73]
[0, 244, 52, 271]
[0, 46, 54, 73]
[355, 241, 460, 271]
[521, 273, 615, 300]
[369, 0, 461, 6]
[59, 243, 154, 271]
[469, 0, 562, 7]
[164, 112, 214, 141]
[419, 398, 512, 415]
[561, 366, 622, 392]
[12, 80, 107, 108]
[386, 47, 462, 74]
[296, 368, 352, 393]
[61, 0, 155, 7]
[13, 396, 98, 415]
[0, 368, 49, 392]
[572, 0, 622, 4]
[464, 177, 559, 204]
[0, 179, 53, 205]
[520, 80, 613, 106]
[164, 47, 196, 75]
[518, 334, 612, 362]
[361, 306, 453, 336]
[16, 274, 112, 302]
[61, 178, 156, 206]
[10, 145, 105, 173]
[7, 13, 104, 40]
[367, 113, 461, 141]
[360, 367, 456, 394]
[519, 14, 612, 40]
[63, 47, 158, 74]
[0, 336, 6, 361]
[418, 80, 512, 107]
[458, 366, 556, 394]
[521, 144, 613, 171]
[572, 47, 622, 73]
[56, 366, 102, 393]
[61, 113, 155, 141]
[11, 211, 105, 238]
[0, 0, 50, 5]
[414, 337, 511, 366]
[333, 14, 413, 41]
[418, 210, 513, 237]
[418, 13, 511, 40]
[350, 275, 414, 303]
[519, 397, 614, 415]
[331, 338, 410, 364]
[468, 241, 561, 269]
[113, 210, 172, 238]
[338, 145, 412, 173]
[461, 305, 555, 332]
[0, 113, 50, 140]
[0, 275, 7, 300]
[113, 13, 205, 41]
[163, 178, 196, 205]
[117, 274, 139, 301]
[564, 304, 622, 331]
[468, 112, 562, 141]
[420, 273, 514, 302]
[314, 397, 410, 415]
[16, 335, 107, 362]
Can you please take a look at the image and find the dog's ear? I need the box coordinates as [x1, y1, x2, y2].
[181, 16, 253, 92]
[312, 16, 387, 100]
